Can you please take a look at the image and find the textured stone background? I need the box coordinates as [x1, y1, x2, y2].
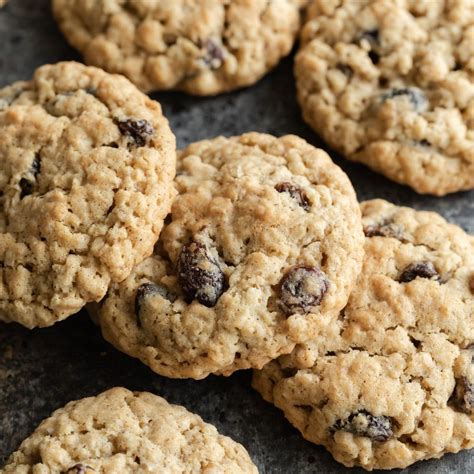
[0, 1, 472, 473]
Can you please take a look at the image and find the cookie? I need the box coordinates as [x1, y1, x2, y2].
[52, 0, 305, 96]
[0, 61, 176, 328]
[2, 387, 257, 473]
[98, 132, 364, 379]
[295, 0, 474, 195]
[253, 199, 474, 470]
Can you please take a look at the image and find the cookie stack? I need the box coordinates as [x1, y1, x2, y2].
[1, 0, 473, 472]
[253, 199, 474, 469]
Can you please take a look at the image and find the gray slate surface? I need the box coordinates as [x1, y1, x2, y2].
[0, 1, 472, 473]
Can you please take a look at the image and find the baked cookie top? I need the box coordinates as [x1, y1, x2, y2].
[0, 61, 176, 328]
[253, 199, 474, 470]
[98, 132, 364, 379]
[295, 0, 474, 195]
[52, 0, 305, 96]
[2, 387, 257, 473]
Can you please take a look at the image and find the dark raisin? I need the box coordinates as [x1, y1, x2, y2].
[177, 241, 226, 307]
[19, 178, 34, 198]
[19, 154, 41, 199]
[135, 282, 176, 326]
[333, 410, 393, 441]
[275, 182, 310, 211]
[450, 377, 474, 414]
[201, 38, 225, 69]
[368, 50, 380, 64]
[336, 63, 353, 76]
[363, 221, 403, 240]
[114, 118, 154, 147]
[418, 139, 431, 147]
[399, 261, 439, 283]
[381, 87, 427, 112]
[278, 265, 329, 316]
[83, 87, 97, 96]
[63, 464, 95, 474]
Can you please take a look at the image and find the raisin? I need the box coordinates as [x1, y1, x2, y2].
[363, 221, 403, 240]
[368, 50, 380, 64]
[63, 464, 95, 474]
[19, 154, 41, 199]
[450, 377, 474, 414]
[275, 182, 310, 211]
[177, 241, 226, 307]
[201, 38, 225, 69]
[135, 282, 175, 326]
[278, 265, 329, 316]
[399, 261, 439, 283]
[19, 178, 34, 198]
[114, 118, 154, 147]
[418, 139, 431, 147]
[333, 410, 393, 442]
[381, 87, 427, 112]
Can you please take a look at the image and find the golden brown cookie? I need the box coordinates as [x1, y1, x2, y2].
[98, 133, 364, 379]
[0, 61, 176, 328]
[2, 387, 258, 473]
[296, 0, 474, 195]
[53, 0, 306, 95]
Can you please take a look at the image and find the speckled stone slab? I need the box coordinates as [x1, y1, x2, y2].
[0, 1, 473, 473]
